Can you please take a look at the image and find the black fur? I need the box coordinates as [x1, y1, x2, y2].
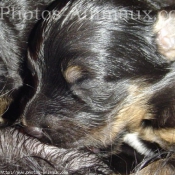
[23, 0, 170, 147]
[2, 0, 175, 174]
[0, 1, 113, 174]
[0, 0, 56, 125]
[19, 0, 175, 174]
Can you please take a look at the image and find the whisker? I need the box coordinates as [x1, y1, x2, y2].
[42, 130, 53, 145]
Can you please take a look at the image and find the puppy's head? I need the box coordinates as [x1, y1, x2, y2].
[22, 0, 175, 152]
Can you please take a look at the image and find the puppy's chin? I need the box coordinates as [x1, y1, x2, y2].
[21, 120, 87, 148]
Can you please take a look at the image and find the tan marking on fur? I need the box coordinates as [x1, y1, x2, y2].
[64, 66, 82, 83]
[158, 129, 175, 144]
[0, 97, 12, 124]
[85, 83, 153, 148]
[137, 128, 175, 150]
[154, 11, 175, 61]
[112, 84, 152, 137]
[111, 84, 175, 149]
[84, 82, 175, 150]
[0, 97, 12, 115]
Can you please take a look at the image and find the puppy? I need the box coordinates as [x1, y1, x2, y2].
[0, 1, 114, 174]
[0, 0, 57, 126]
[0, 1, 113, 174]
[20, 0, 175, 173]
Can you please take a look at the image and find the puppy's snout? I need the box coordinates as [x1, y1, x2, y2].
[23, 126, 43, 139]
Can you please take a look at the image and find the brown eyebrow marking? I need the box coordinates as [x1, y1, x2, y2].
[64, 65, 83, 83]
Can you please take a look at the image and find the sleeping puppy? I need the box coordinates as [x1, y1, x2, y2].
[0, 1, 113, 174]
[20, 0, 175, 173]
[0, 1, 114, 174]
[0, 0, 56, 125]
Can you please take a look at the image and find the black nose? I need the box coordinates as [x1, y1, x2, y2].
[23, 126, 43, 139]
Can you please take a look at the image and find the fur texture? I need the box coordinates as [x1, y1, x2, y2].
[19, 0, 175, 174]
[0, 0, 55, 125]
[22, 0, 174, 152]
[2, 0, 175, 174]
[0, 127, 112, 174]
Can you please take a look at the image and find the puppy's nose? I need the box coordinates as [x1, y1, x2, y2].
[23, 126, 43, 139]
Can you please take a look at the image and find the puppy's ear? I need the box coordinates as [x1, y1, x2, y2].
[154, 10, 175, 61]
